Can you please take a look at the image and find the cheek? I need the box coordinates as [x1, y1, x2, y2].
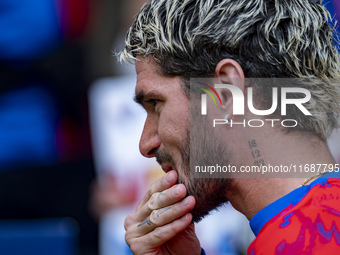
[158, 108, 189, 146]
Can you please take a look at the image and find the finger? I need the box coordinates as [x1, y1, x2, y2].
[151, 212, 193, 246]
[125, 183, 187, 227]
[135, 196, 195, 235]
[135, 183, 187, 222]
[148, 184, 187, 210]
[124, 171, 180, 231]
[136, 170, 178, 211]
[127, 213, 193, 253]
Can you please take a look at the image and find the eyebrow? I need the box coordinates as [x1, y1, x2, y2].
[133, 90, 163, 106]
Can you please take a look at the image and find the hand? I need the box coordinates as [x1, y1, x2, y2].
[124, 170, 201, 255]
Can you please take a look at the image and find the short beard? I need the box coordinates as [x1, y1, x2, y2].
[156, 127, 232, 223]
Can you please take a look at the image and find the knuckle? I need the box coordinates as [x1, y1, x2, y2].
[124, 214, 134, 230]
[148, 193, 158, 210]
[125, 232, 142, 253]
[150, 210, 159, 226]
[124, 230, 132, 246]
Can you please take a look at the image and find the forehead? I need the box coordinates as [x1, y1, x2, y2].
[135, 56, 155, 75]
[135, 57, 181, 96]
[135, 57, 161, 83]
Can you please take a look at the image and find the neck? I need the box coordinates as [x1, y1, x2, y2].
[228, 178, 301, 220]
[226, 130, 335, 220]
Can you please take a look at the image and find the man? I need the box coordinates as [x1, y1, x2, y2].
[119, 0, 340, 254]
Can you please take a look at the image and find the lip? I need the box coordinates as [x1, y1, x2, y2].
[161, 163, 173, 173]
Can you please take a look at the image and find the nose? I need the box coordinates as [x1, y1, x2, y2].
[139, 116, 161, 158]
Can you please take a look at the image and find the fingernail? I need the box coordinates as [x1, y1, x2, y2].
[172, 185, 179, 196]
[181, 197, 189, 207]
[181, 214, 188, 222]
[166, 172, 173, 183]
[149, 196, 154, 206]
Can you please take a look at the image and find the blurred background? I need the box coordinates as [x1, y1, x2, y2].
[0, 0, 145, 254]
[0, 0, 339, 255]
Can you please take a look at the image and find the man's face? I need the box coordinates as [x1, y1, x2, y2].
[135, 57, 230, 222]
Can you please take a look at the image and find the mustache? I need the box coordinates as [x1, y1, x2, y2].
[155, 149, 176, 168]
[155, 149, 184, 186]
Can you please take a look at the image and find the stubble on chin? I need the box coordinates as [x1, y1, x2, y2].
[155, 127, 232, 223]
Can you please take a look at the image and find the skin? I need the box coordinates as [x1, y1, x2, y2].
[124, 170, 200, 254]
[124, 56, 337, 254]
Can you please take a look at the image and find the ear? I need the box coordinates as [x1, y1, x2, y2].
[215, 59, 245, 81]
[213, 59, 245, 121]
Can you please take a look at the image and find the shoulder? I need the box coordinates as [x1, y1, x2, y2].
[248, 178, 340, 254]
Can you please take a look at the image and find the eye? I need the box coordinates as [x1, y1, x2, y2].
[145, 99, 159, 110]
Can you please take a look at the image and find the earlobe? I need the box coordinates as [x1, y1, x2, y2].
[219, 89, 234, 122]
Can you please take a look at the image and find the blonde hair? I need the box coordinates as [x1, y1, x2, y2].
[119, 0, 340, 139]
